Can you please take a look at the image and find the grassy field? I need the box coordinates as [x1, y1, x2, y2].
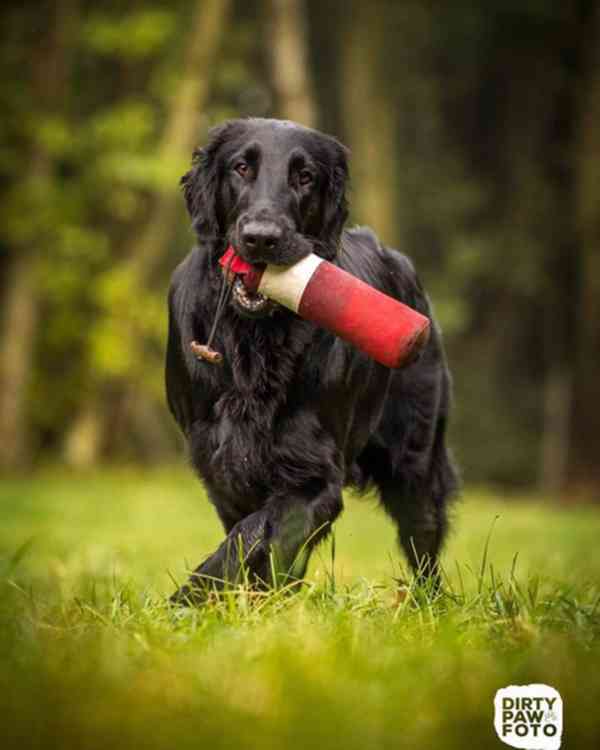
[1, 467, 599, 749]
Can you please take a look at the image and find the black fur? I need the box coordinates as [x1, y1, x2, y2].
[167, 118, 458, 604]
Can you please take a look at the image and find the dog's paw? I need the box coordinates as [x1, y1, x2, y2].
[169, 582, 206, 608]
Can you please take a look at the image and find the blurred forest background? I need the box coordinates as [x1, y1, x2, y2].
[1, 0, 599, 498]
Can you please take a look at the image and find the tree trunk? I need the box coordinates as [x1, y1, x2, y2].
[63, 400, 104, 469]
[0, 254, 39, 469]
[339, 1, 397, 245]
[129, 0, 233, 281]
[492, 34, 575, 496]
[268, 0, 317, 127]
[540, 365, 572, 498]
[64, 0, 231, 467]
[570, 4, 600, 497]
[0, 1, 71, 470]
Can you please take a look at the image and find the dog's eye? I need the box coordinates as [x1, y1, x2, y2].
[298, 169, 313, 187]
[234, 161, 249, 178]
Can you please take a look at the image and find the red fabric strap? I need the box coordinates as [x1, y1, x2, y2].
[219, 246, 254, 275]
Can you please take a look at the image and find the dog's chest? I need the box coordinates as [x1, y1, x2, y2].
[206, 388, 279, 496]
[195, 315, 314, 497]
[206, 342, 293, 493]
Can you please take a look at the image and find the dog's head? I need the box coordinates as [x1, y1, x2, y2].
[181, 118, 349, 272]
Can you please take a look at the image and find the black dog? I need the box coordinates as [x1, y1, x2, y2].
[166, 118, 458, 604]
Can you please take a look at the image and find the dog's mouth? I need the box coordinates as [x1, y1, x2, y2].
[231, 276, 275, 317]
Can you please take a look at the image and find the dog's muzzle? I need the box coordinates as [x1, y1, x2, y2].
[231, 275, 273, 316]
[220, 247, 276, 318]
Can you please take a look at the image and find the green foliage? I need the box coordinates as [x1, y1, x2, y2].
[82, 9, 177, 59]
[90, 267, 167, 390]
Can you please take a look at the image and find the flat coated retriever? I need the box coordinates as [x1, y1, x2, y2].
[167, 118, 458, 604]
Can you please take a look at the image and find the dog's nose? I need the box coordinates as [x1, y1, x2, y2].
[241, 221, 282, 260]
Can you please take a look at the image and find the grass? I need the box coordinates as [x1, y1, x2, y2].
[1, 466, 600, 749]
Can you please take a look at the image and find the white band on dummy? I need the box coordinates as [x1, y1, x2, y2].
[257, 253, 324, 313]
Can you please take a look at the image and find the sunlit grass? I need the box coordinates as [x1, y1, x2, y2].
[1, 467, 600, 748]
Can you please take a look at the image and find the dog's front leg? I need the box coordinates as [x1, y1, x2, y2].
[170, 479, 343, 606]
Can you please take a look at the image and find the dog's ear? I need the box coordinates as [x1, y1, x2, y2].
[180, 147, 215, 236]
[322, 138, 349, 250]
[180, 121, 237, 239]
